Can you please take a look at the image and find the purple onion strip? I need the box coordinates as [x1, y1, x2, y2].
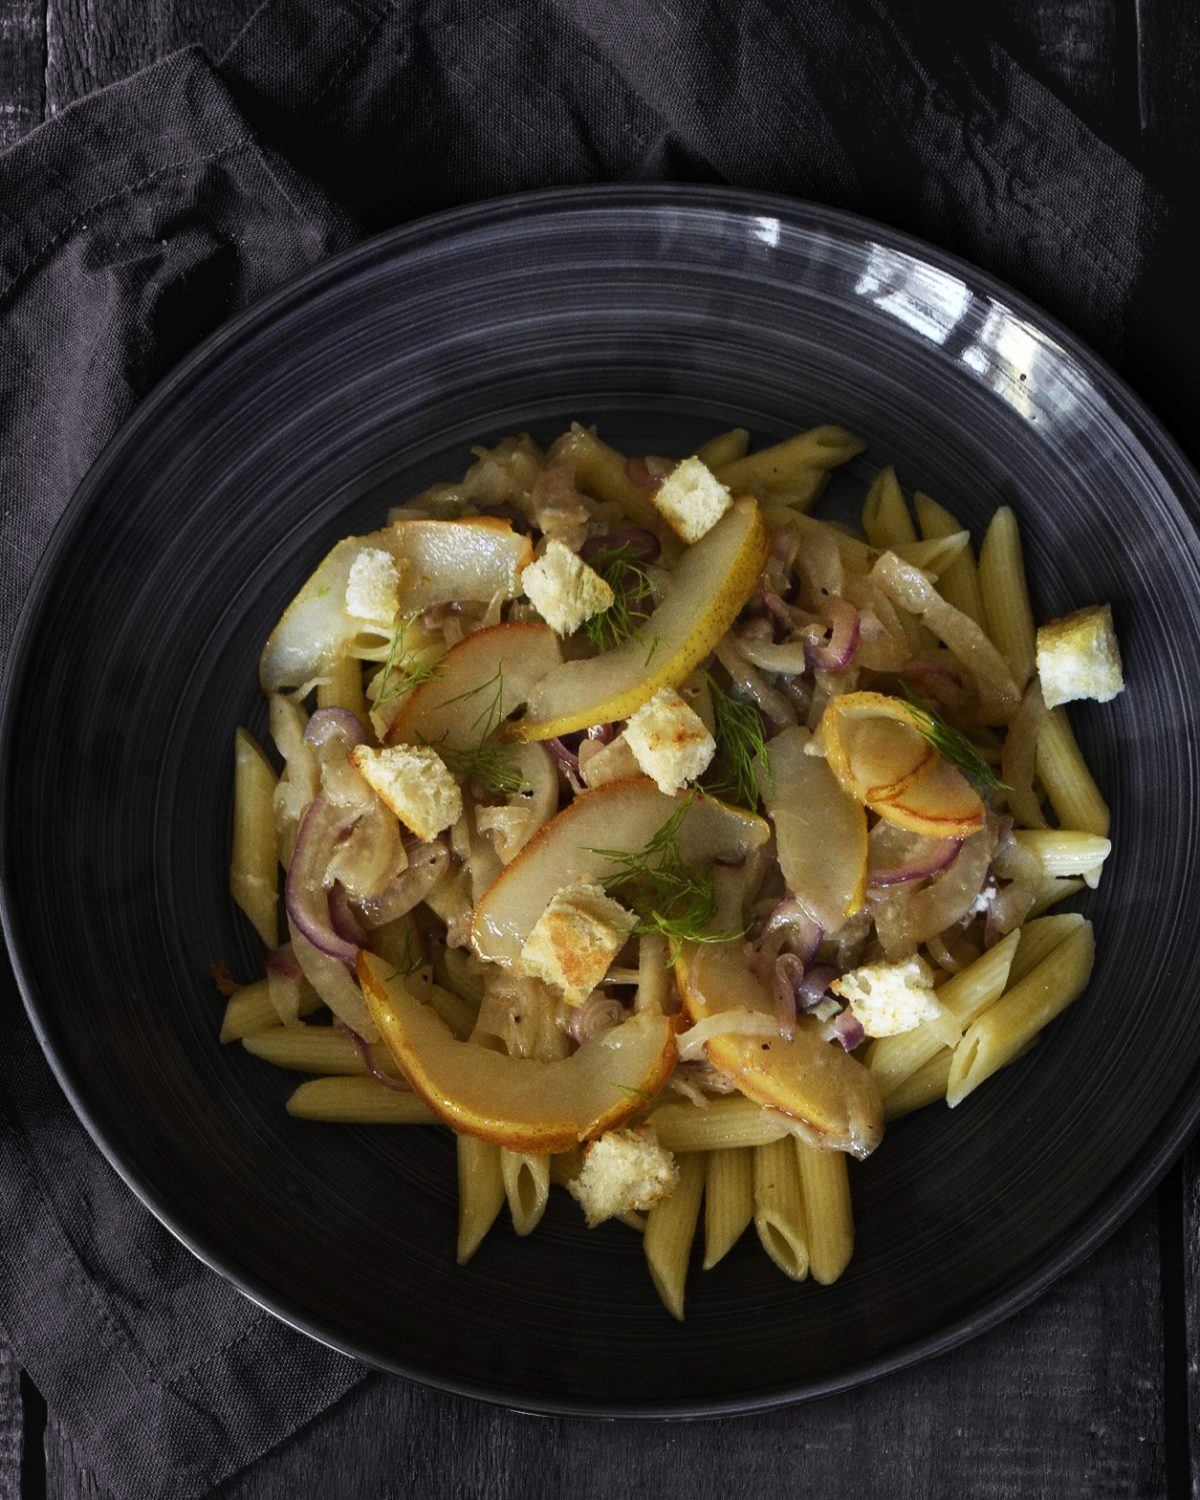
[867, 838, 963, 889]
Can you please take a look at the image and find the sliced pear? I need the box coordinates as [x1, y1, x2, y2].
[873, 755, 985, 838]
[675, 942, 883, 1158]
[386, 622, 562, 750]
[470, 779, 769, 968]
[822, 691, 934, 803]
[757, 726, 866, 932]
[358, 951, 676, 1152]
[261, 518, 533, 692]
[821, 691, 984, 838]
[507, 498, 769, 741]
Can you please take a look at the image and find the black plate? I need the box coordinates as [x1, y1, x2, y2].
[4, 187, 1200, 1415]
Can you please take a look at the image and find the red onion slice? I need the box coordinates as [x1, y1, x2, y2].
[328, 883, 368, 946]
[285, 796, 361, 964]
[264, 944, 302, 982]
[567, 992, 628, 1044]
[763, 899, 823, 966]
[623, 457, 673, 489]
[303, 707, 365, 760]
[868, 838, 963, 888]
[333, 1019, 411, 1092]
[547, 737, 586, 794]
[352, 839, 451, 929]
[805, 598, 861, 671]
[796, 963, 840, 1012]
[833, 1008, 866, 1051]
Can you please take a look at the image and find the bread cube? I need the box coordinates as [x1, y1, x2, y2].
[651, 456, 733, 543]
[1036, 604, 1124, 709]
[345, 547, 401, 629]
[517, 880, 636, 1003]
[624, 688, 715, 794]
[568, 1126, 679, 1227]
[349, 744, 462, 840]
[831, 956, 940, 1038]
[521, 539, 614, 636]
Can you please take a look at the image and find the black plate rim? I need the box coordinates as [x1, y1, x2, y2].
[3, 182, 1199, 1416]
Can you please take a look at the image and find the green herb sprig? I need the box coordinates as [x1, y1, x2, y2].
[580, 543, 659, 652]
[898, 683, 1008, 791]
[587, 799, 742, 964]
[423, 664, 525, 795]
[702, 675, 772, 811]
[386, 930, 425, 981]
[374, 614, 442, 707]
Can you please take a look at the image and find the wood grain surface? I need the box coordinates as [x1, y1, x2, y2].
[0, 2, 1196, 1498]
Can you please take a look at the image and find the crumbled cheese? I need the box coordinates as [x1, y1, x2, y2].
[651, 456, 733, 543]
[1036, 604, 1124, 710]
[624, 688, 716, 794]
[568, 1127, 678, 1227]
[345, 547, 401, 628]
[521, 539, 614, 636]
[831, 956, 941, 1038]
[348, 744, 462, 841]
[517, 881, 636, 1003]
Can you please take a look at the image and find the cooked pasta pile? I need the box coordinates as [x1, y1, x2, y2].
[222, 421, 1121, 1318]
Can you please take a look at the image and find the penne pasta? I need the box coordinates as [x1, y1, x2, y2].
[220, 979, 320, 1043]
[868, 930, 1018, 1099]
[644, 1153, 705, 1320]
[1026, 876, 1086, 917]
[914, 490, 986, 626]
[715, 425, 866, 499]
[230, 727, 279, 948]
[243, 1023, 402, 1076]
[695, 427, 750, 469]
[1036, 706, 1111, 837]
[556, 423, 660, 530]
[702, 1147, 754, 1269]
[649, 1096, 792, 1153]
[892, 530, 971, 579]
[978, 506, 1037, 689]
[457, 1134, 506, 1265]
[501, 1148, 550, 1237]
[1007, 912, 1087, 988]
[947, 921, 1095, 1106]
[286, 1075, 436, 1124]
[884, 1049, 952, 1122]
[794, 1141, 853, 1285]
[753, 1138, 809, 1281]
[316, 654, 368, 723]
[862, 465, 918, 549]
[1012, 829, 1111, 879]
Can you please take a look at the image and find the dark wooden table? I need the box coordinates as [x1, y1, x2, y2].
[2, 3, 1198, 1496]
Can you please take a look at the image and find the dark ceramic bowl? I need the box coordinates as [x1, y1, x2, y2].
[3, 187, 1200, 1414]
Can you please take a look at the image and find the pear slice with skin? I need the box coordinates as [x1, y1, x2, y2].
[675, 942, 883, 1159]
[260, 518, 532, 693]
[873, 754, 985, 838]
[470, 779, 769, 969]
[506, 497, 769, 741]
[358, 952, 677, 1152]
[385, 622, 562, 750]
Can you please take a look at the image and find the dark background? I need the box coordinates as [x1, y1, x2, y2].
[1, 1, 1198, 1497]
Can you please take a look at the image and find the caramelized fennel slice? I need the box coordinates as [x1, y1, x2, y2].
[675, 942, 884, 1159]
[358, 952, 676, 1152]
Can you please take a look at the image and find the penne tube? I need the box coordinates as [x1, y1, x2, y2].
[316, 655, 368, 723]
[1000, 681, 1049, 829]
[1007, 912, 1087, 988]
[978, 506, 1037, 689]
[1026, 876, 1086, 917]
[891, 531, 971, 579]
[702, 1147, 754, 1269]
[695, 427, 750, 469]
[868, 930, 1018, 1098]
[794, 1141, 854, 1285]
[644, 1153, 705, 1321]
[457, 1134, 506, 1265]
[557, 424, 661, 530]
[616, 1209, 647, 1234]
[501, 1149, 550, 1237]
[243, 1023, 402, 1076]
[862, 465, 918, 549]
[884, 1049, 953, 1121]
[753, 1138, 808, 1281]
[285, 1075, 436, 1124]
[947, 921, 1095, 1106]
[1036, 707, 1111, 837]
[230, 727, 279, 948]
[1012, 829, 1111, 879]
[716, 425, 866, 498]
[220, 979, 320, 1043]
[649, 1096, 793, 1153]
[914, 491, 986, 626]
